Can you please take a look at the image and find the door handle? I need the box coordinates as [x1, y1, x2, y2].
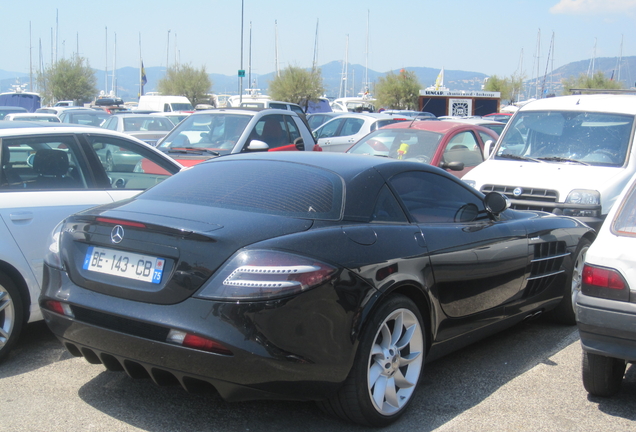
[10, 212, 34, 222]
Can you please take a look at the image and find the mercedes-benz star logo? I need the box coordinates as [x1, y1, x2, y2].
[111, 225, 125, 244]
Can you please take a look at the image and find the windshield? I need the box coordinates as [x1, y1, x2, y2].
[158, 113, 252, 155]
[347, 128, 443, 160]
[496, 111, 634, 167]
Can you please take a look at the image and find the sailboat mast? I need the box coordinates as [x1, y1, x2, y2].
[364, 10, 369, 94]
[112, 33, 117, 96]
[275, 20, 280, 77]
[312, 19, 319, 71]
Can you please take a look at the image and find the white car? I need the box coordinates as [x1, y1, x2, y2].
[3, 112, 60, 123]
[576, 172, 636, 396]
[0, 123, 183, 362]
[313, 113, 413, 152]
[463, 94, 636, 231]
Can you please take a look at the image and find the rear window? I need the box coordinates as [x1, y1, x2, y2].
[140, 159, 344, 220]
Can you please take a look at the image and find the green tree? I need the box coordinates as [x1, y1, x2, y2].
[158, 63, 212, 106]
[268, 66, 325, 109]
[484, 74, 525, 104]
[561, 71, 624, 95]
[374, 69, 421, 110]
[36, 56, 98, 106]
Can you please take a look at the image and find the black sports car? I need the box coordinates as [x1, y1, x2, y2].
[40, 152, 594, 427]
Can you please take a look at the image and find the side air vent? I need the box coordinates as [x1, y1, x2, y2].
[525, 241, 569, 297]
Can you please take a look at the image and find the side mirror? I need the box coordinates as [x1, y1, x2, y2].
[294, 137, 305, 151]
[484, 140, 495, 156]
[246, 140, 270, 152]
[484, 192, 510, 215]
[440, 161, 465, 171]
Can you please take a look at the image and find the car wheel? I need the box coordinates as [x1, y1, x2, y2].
[318, 294, 425, 427]
[0, 272, 24, 363]
[551, 237, 592, 325]
[582, 351, 625, 397]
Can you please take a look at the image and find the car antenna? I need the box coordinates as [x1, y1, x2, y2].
[407, 99, 430, 128]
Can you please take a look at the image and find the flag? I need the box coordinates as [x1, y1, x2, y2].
[141, 61, 147, 86]
[434, 68, 445, 91]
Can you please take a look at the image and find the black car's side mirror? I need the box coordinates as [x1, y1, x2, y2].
[484, 192, 510, 215]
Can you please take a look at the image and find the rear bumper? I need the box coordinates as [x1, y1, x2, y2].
[576, 293, 636, 362]
[40, 264, 361, 402]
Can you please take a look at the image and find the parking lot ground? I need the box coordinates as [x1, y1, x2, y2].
[1, 319, 634, 432]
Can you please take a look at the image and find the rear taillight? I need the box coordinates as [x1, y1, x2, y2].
[167, 329, 232, 355]
[196, 250, 337, 300]
[43, 300, 75, 317]
[581, 264, 630, 302]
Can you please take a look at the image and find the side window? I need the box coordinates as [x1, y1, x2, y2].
[269, 103, 287, 110]
[252, 114, 288, 149]
[290, 105, 305, 115]
[163, 103, 171, 112]
[443, 131, 484, 168]
[86, 135, 176, 190]
[285, 116, 301, 143]
[103, 117, 118, 130]
[1, 136, 89, 190]
[389, 171, 484, 223]
[341, 118, 364, 136]
[371, 184, 408, 222]
[316, 118, 344, 139]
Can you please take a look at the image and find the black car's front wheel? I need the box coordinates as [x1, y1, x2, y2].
[319, 294, 425, 427]
[552, 237, 592, 325]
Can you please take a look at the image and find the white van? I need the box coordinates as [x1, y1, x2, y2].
[463, 94, 636, 230]
[136, 95, 193, 112]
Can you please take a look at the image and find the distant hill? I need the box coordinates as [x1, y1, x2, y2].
[2, 56, 635, 102]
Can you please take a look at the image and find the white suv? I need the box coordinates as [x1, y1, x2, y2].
[463, 94, 636, 230]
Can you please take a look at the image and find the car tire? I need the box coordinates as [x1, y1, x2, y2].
[317, 294, 425, 427]
[582, 351, 625, 397]
[551, 237, 592, 325]
[0, 272, 24, 363]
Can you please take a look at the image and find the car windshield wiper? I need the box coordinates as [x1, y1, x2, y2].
[536, 156, 590, 166]
[165, 147, 220, 156]
[497, 153, 543, 163]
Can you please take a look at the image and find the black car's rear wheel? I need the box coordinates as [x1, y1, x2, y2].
[318, 294, 425, 427]
[582, 351, 626, 397]
[0, 272, 24, 363]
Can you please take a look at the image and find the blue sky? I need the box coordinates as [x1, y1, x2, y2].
[2, 0, 636, 85]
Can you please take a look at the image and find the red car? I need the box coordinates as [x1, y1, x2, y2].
[347, 121, 499, 178]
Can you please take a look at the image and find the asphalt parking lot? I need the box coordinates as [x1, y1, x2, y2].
[1, 318, 634, 432]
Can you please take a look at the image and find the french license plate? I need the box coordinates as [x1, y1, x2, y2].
[83, 246, 165, 284]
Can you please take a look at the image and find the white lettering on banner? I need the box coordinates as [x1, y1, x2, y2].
[420, 90, 501, 98]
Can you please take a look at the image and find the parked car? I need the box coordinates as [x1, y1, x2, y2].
[0, 123, 183, 362]
[0, 106, 28, 120]
[313, 113, 413, 152]
[150, 111, 191, 126]
[382, 110, 436, 120]
[102, 113, 175, 147]
[239, 99, 305, 116]
[58, 109, 111, 127]
[463, 95, 636, 231]
[439, 117, 506, 136]
[330, 97, 376, 113]
[155, 108, 319, 166]
[91, 97, 130, 114]
[576, 172, 636, 397]
[39, 151, 593, 427]
[483, 112, 513, 123]
[306, 112, 345, 130]
[347, 120, 498, 178]
[3, 112, 60, 122]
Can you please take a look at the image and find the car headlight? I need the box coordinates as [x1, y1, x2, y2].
[196, 249, 337, 300]
[565, 189, 600, 205]
[44, 221, 64, 270]
[564, 189, 600, 218]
